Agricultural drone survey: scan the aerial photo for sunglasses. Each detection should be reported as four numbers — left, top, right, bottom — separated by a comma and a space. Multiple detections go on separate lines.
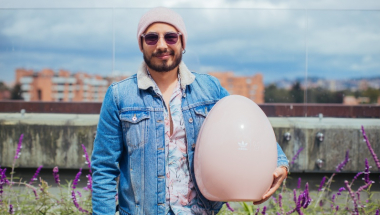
141, 32, 182, 46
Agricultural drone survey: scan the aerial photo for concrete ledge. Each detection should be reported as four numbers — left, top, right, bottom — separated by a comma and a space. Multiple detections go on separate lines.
0, 113, 379, 173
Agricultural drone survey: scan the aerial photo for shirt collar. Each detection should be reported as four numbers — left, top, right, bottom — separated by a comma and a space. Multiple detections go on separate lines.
137, 61, 195, 91
146, 68, 182, 96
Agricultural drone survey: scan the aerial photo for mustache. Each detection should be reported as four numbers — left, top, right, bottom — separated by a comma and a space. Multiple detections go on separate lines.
152, 50, 174, 57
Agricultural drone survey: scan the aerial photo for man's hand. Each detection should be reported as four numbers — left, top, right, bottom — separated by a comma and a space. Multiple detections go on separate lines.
253, 166, 288, 205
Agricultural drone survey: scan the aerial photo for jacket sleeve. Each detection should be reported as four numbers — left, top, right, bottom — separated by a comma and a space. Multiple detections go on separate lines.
91, 85, 123, 215
276, 143, 289, 170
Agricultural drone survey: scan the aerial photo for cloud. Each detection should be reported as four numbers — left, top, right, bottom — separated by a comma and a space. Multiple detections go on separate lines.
0, 2, 380, 84
1, 0, 379, 10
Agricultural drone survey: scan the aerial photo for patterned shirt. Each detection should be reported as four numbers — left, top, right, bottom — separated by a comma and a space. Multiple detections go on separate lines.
147, 71, 207, 215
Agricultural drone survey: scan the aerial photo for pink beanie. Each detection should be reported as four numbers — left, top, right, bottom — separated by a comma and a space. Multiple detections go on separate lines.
137, 7, 187, 52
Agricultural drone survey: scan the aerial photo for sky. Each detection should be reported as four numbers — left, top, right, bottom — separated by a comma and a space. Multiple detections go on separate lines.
0, 0, 380, 84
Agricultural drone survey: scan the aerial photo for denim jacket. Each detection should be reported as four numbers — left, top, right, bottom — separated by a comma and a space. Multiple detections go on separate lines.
91, 61, 289, 215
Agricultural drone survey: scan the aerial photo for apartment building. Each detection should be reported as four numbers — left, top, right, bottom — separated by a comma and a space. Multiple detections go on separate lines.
16, 68, 127, 102
208, 71, 264, 104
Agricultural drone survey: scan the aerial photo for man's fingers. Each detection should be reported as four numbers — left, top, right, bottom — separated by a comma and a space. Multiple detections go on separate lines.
253, 167, 288, 205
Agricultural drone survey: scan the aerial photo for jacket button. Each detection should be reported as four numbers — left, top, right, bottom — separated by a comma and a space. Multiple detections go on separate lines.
189, 118, 193, 123
192, 144, 195, 150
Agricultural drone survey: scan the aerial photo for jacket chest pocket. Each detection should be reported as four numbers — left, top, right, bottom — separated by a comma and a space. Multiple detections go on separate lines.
120, 110, 150, 149
193, 103, 215, 127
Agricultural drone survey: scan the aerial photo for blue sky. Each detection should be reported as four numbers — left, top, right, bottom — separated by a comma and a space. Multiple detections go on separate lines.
0, 0, 379, 84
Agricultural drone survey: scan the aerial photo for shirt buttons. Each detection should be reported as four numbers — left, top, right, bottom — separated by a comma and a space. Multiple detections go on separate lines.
192, 144, 196, 150
189, 118, 193, 123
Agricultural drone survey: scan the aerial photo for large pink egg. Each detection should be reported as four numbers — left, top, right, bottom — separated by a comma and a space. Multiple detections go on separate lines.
194, 95, 277, 202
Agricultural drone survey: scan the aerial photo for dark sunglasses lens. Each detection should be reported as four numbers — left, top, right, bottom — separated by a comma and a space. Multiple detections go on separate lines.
145, 34, 158, 45
165, 33, 179, 44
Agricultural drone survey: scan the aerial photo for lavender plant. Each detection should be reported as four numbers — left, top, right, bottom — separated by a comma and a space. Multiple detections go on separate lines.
218, 126, 379, 214
2, 127, 380, 215
0, 134, 93, 214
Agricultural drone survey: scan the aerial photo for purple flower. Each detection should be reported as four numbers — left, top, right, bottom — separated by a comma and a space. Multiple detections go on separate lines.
364, 159, 370, 184
297, 177, 301, 189
300, 183, 311, 209
319, 200, 323, 207
53, 166, 60, 185
9, 204, 13, 214
14, 134, 24, 160
226, 202, 234, 212
285, 189, 303, 215
72, 168, 82, 189
76, 191, 82, 198
71, 190, 88, 213
81, 144, 92, 173
291, 147, 304, 166
318, 176, 326, 192
29, 165, 43, 184
376, 209, 379, 215
255, 207, 260, 215
336, 205, 339, 211
278, 193, 283, 208
331, 194, 336, 203
345, 180, 358, 214
337, 187, 345, 195
86, 174, 92, 192
278, 193, 285, 215
356, 181, 373, 193
361, 125, 380, 171
261, 206, 266, 215
336, 150, 349, 172
351, 172, 363, 185
33, 188, 39, 200
272, 196, 277, 204
356, 192, 360, 201
296, 193, 304, 215
0, 168, 6, 200
286, 208, 296, 215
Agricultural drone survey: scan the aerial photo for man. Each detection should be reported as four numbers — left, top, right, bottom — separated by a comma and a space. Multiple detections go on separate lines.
91, 7, 289, 215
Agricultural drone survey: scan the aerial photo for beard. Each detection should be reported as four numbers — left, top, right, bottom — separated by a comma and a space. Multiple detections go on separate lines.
143, 48, 182, 72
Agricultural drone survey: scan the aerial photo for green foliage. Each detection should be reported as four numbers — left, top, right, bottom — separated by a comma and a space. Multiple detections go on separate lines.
10, 83, 23, 100
0, 81, 9, 91
265, 83, 380, 104
0, 178, 92, 214
2, 132, 379, 214
217, 181, 380, 214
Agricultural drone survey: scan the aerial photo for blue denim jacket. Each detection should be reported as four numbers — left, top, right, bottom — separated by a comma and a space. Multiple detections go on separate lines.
91, 62, 289, 215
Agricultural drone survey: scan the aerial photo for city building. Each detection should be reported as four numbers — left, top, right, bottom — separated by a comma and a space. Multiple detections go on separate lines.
15, 68, 127, 102
208, 71, 264, 103
343, 96, 371, 105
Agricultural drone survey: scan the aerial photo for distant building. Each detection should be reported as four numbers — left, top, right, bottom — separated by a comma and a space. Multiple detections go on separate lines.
208, 71, 264, 103
0, 82, 11, 100
0, 89, 10, 100
15, 68, 127, 102
343, 96, 371, 105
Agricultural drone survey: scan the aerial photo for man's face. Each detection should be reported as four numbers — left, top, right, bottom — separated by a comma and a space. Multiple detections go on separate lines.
142, 23, 183, 72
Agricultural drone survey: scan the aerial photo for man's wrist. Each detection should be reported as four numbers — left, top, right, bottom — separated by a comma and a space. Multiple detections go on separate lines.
279, 165, 289, 175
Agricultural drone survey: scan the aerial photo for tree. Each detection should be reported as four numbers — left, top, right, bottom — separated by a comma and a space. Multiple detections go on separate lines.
11, 83, 23, 100
264, 84, 292, 103
289, 82, 304, 103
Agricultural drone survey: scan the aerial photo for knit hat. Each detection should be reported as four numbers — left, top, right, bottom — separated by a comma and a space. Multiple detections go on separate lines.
137, 7, 187, 52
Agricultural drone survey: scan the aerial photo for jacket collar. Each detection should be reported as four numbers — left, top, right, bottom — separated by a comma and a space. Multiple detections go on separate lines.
137, 61, 195, 90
